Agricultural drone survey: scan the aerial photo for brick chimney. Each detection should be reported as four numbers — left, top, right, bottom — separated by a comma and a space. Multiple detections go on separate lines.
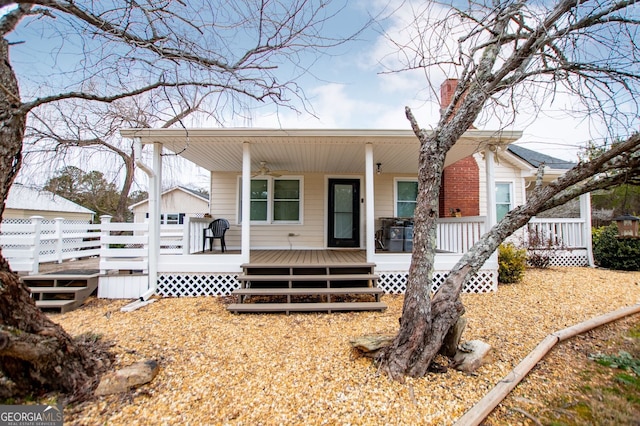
440, 78, 459, 117
439, 79, 480, 217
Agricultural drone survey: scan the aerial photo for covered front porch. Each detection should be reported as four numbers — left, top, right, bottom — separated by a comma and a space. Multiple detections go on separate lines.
119, 128, 519, 297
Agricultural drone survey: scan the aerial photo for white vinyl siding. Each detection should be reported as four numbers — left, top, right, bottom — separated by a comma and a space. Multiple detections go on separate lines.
476, 153, 524, 217
132, 188, 209, 224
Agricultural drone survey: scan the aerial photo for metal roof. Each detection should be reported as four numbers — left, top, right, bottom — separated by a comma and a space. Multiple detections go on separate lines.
6, 184, 95, 214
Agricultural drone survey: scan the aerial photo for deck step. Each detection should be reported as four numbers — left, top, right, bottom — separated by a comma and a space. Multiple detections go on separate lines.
241, 262, 375, 269
237, 274, 378, 282
28, 286, 87, 294
21, 272, 100, 281
35, 299, 77, 313
21, 270, 99, 313
227, 302, 387, 314
233, 287, 383, 296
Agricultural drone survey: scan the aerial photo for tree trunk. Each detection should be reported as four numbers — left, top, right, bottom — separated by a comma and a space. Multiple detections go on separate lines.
0, 269, 100, 399
0, 37, 101, 400
114, 148, 135, 222
378, 120, 468, 379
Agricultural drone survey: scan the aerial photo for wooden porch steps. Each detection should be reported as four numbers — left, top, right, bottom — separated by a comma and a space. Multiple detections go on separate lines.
233, 287, 384, 302
21, 270, 99, 313
229, 261, 387, 314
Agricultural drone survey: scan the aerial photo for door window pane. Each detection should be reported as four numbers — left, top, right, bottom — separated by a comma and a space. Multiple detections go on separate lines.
334, 184, 353, 238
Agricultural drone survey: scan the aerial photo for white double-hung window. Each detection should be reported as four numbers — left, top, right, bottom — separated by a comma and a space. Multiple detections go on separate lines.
240, 177, 302, 223
395, 179, 419, 217
495, 182, 513, 221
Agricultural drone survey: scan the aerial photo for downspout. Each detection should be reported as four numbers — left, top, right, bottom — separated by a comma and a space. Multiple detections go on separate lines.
580, 193, 595, 266
134, 137, 158, 301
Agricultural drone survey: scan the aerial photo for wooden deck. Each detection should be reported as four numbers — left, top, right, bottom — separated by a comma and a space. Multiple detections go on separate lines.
247, 250, 368, 266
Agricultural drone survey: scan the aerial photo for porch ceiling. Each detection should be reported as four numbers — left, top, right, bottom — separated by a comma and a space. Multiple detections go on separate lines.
120, 128, 522, 174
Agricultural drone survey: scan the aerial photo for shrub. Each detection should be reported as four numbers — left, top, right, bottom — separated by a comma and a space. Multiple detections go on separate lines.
498, 242, 527, 284
592, 224, 640, 271
525, 231, 554, 269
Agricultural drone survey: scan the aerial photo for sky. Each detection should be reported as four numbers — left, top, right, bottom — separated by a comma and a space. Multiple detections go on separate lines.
216, 0, 610, 163
7, 1, 637, 190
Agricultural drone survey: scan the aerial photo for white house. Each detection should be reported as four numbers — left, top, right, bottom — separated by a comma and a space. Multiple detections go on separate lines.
1, 128, 592, 312
129, 185, 209, 224
113, 123, 592, 310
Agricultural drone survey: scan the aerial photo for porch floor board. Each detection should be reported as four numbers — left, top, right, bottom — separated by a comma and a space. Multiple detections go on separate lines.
247, 250, 368, 266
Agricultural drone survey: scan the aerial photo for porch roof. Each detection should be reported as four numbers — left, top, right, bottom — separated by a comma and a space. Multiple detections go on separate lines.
120, 128, 522, 174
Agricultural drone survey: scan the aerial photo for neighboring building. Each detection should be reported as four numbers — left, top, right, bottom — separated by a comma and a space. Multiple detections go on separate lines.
4, 183, 95, 222
129, 186, 209, 224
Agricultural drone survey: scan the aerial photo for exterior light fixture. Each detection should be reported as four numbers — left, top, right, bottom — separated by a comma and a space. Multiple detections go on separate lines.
376, 163, 382, 175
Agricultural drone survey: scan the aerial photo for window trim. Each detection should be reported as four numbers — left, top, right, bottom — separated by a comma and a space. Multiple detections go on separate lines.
145, 212, 185, 224
237, 176, 304, 224
394, 178, 419, 218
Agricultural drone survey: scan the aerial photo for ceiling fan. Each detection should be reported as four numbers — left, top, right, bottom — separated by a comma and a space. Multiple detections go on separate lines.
252, 161, 287, 178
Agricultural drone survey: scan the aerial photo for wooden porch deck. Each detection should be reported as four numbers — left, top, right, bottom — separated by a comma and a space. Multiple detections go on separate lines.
247, 250, 368, 266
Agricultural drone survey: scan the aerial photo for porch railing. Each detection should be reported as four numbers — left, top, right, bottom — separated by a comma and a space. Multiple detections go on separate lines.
0, 217, 101, 274
526, 217, 587, 249
436, 216, 487, 253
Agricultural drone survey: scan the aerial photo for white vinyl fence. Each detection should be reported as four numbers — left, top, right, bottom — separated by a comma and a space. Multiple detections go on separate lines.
1, 215, 194, 275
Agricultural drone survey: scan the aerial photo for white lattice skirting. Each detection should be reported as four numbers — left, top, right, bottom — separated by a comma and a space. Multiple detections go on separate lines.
152, 270, 497, 297
157, 273, 240, 297
378, 270, 497, 294
527, 249, 590, 267
547, 254, 589, 267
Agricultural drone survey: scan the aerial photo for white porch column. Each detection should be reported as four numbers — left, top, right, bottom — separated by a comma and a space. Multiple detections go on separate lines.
365, 143, 375, 263
485, 148, 497, 227
241, 142, 251, 264
580, 192, 594, 266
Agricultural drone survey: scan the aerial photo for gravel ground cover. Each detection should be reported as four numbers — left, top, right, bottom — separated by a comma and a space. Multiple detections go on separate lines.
485, 314, 640, 425
51, 267, 640, 425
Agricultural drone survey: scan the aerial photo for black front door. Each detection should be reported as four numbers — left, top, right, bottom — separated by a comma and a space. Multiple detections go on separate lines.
328, 179, 360, 248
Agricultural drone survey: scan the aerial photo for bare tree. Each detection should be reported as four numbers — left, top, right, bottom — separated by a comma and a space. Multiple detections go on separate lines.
25, 88, 214, 222
0, 1, 365, 399
374, 0, 640, 379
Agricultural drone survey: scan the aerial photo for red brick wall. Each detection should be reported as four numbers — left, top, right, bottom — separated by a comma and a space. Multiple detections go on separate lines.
439, 156, 480, 217
438, 79, 480, 217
